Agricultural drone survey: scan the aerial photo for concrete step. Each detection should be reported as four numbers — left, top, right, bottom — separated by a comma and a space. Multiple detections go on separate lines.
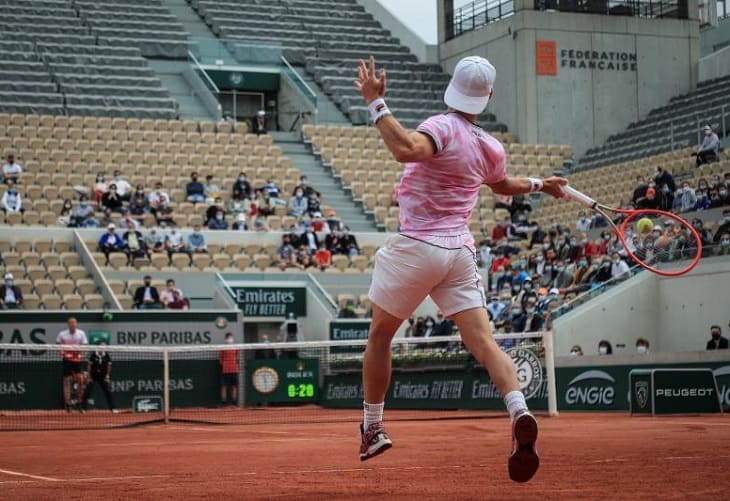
147, 59, 216, 121
161, 0, 217, 38
292, 66, 350, 125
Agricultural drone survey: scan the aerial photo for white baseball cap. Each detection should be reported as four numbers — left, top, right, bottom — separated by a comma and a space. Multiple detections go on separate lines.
444, 56, 496, 115
4, 273, 13, 280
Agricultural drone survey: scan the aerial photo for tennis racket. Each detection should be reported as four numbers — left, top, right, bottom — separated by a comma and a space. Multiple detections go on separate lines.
562, 186, 702, 277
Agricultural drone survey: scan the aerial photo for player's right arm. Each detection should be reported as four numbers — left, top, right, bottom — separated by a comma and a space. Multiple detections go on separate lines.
489, 177, 567, 199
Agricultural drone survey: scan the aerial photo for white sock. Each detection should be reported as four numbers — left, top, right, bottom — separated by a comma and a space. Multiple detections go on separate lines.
504, 390, 528, 421
363, 401, 384, 428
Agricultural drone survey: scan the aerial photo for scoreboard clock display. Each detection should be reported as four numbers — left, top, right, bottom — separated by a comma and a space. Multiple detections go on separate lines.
246, 359, 318, 405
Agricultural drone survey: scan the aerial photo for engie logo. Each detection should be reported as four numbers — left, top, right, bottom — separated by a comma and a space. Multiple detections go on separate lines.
712, 366, 730, 408
565, 370, 616, 407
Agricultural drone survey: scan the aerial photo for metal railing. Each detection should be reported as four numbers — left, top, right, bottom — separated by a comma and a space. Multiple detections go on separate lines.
447, 0, 515, 39
534, 0, 686, 18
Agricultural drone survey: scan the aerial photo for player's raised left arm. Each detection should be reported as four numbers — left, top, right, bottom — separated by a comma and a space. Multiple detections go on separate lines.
354, 56, 435, 163
489, 176, 568, 199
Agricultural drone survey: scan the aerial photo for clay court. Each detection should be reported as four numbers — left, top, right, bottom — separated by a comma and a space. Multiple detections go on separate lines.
1, 412, 728, 500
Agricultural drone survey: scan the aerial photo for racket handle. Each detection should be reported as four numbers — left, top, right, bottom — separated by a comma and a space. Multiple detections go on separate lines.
563, 185, 597, 209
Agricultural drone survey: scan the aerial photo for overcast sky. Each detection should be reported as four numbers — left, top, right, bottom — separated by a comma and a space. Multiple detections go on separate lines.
376, 0, 474, 44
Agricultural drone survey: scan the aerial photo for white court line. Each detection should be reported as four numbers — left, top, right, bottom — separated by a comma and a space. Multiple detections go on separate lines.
70, 474, 172, 483
0, 468, 60, 482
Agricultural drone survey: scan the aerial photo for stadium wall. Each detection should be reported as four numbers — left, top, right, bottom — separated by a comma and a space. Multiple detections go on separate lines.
437, 4, 700, 157
700, 15, 730, 57
553, 257, 730, 356
699, 44, 730, 81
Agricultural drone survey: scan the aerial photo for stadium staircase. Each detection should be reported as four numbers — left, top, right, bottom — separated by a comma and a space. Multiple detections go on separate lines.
578, 74, 730, 170
269, 132, 377, 232
186, 0, 509, 132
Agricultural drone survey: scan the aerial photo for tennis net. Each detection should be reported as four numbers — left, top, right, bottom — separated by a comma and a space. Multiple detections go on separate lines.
0, 332, 557, 431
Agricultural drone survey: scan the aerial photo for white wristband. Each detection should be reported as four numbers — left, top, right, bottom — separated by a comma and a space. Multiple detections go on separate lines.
528, 177, 544, 193
368, 98, 391, 124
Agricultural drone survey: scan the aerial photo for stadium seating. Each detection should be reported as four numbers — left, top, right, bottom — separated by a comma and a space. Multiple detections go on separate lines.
0, 0, 186, 119
579, 74, 730, 169
188, 0, 508, 131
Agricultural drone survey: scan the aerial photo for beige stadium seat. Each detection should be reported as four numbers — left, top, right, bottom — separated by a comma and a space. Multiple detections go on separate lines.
40, 211, 56, 226
63, 294, 84, 310
337, 293, 356, 309
21, 252, 41, 267
34, 239, 53, 254
23, 293, 41, 310
192, 253, 211, 270
233, 254, 251, 269
213, 253, 232, 269
332, 255, 349, 272
106, 280, 125, 296
351, 255, 369, 273
67, 265, 88, 281
55, 279, 75, 296
84, 294, 105, 310
252, 254, 270, 271
14, 240, 32, 253
150, 253, 169, 269
108, 253, 127, 269
2, 251, 20, 266
34, 278, 55, 296
171, 253, 191, 270
6, 212, 22, 226
26, 265, 47, 281
90, 252, 106, 267
118, 295, 134, 310
14, 278, 32, 296
74, 279, 96, 296
384, 218, 399, 232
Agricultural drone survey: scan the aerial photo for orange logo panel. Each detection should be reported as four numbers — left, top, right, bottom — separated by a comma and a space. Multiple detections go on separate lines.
536, 40, 557, 76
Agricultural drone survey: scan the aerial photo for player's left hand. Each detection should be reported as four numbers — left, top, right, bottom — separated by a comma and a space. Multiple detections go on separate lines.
542, 176, 569, 199
354, 55, 386, 104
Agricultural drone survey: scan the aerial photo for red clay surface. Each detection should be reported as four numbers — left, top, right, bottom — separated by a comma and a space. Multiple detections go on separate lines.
1, 413, 729, 500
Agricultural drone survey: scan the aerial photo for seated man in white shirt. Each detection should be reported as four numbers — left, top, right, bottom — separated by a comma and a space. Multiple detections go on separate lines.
2, 153, 23, 184
1, 180, 23, 214
610, 251, 630, 280
147, 182, 170, 215
112, 170, 132, 201
165, 226, 192, 264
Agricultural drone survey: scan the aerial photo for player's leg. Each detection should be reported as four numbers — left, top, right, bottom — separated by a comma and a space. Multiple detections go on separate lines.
220, 380, 227, 404
73, 370, 86, 413
62, 374, 72, 411
431, 248, 539, 483
230, 380, 238, 403
81, 378, 95, 410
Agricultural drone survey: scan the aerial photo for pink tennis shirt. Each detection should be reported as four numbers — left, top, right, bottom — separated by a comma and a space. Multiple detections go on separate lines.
396, 113, 507, 251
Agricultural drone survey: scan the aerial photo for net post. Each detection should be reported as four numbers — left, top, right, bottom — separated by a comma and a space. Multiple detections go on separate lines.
163, 347, 170, 424
543, 330, 559, 417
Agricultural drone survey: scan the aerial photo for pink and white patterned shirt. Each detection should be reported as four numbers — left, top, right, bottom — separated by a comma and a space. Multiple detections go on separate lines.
396, 113, 507, 251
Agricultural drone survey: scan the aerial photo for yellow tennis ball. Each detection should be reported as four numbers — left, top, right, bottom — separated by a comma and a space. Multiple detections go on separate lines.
636, 217, 654, 235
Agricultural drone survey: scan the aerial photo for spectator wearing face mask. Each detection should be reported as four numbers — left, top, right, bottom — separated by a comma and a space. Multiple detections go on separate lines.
673, 183, 697, 213
528, 224, 547, 251
123, 223, 149, 265
70, 196, 98, 228
486, 295, 505, 320
101, 183, 123, 212
186, 172, 205, 203
569, 345, 583, 357
631, 176, 648, 208
609, 252, 630, 280
422, 316, 437, 337
714, 209, 730, 244
598, 340, 613, 355
578, 232, 597, 261
695, 125, 719, 166
511, 298, 543, 334
1, 180, 23, 214
657, 183, 674, 212
654, 166, 676, 193
161, 279, 188, 310
208, 210, 228, 230
148, 182, 170, 215
717, 233, 730, 256
93, 172, 107, 205
642, 187, 659, 210
707, 325, 729, 350
188, 224, 208, 253
229, 190, 250, 219
635, 338, 650, 354
2, 153, 23, 184
204, 175, 221, 205
571, 256, 596, 288
595, 256, 613, 283
339, 227, 360, 259
98, 223, 125, 264
575, 211, 591, 233
165, 227, 191, 264
288, 187, 308, 218
233, 172, 252, 200
263, 178, 285, 206
551, 260, 573, 289
145, 227, 165, 254
111, 170, 132, 201
0, 273, 23, 309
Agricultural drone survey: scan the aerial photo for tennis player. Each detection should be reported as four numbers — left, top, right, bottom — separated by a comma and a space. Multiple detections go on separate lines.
56, 317, 88, 413
354, 56, 567, 482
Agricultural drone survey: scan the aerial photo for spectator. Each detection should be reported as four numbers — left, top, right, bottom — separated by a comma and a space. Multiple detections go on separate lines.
435, 311, 455, 336
98, 223, 124, 264
674, 182, 697, 213
129, 184, 147, 209
208, 209, 228, 230
252, 110, 267, 135
657, 184, 673, 212
70, 196, 98, 228
92, 173, 107, 205
165, 227, 191, 264
81, 340, 116, 412
631, 175, 648, 208
112, 170, 132, 201
98, 207, 115, 228
101, 184, 123, 212
635, 337, 650, 354
578, 232, 597, 261
695, 125, 719, 166
1, 180, 23, 214
491, 218, 508, 242
133, 275, 162, 310
148, 182, 170, 215
338, 299, 358, 318
277, 234, 297, 270
326, 210, 343, 232
263, 178, 285, 206
610, 252, 630, 280
205, 197, 226, 224
232, 213, 248, 231
252, 214, 270, 232
595, 256, 613, 283
145, 227, 166, 254
0, 273, 23, 309
56, 317, 88, 413
288, 186, 308, 217
642, 187, 658, 210
314, 243, 332, 271
229, 190, 249, 219
119, 210, 140, 231
706, 325, 729, 350
575, 211, 591, 233
713, 209, 730, 243
161, 279, 188, 310
186, 172, 205, 203
204, 175, 221, 203
339, 226, 360, 259
253, 188, 273, 217
486, 295, 505, 321
307, 191, 322, 218
569, 345, 583, 356
155, 202, 175, 228
58, 198, 73, 227
695, 178, 711, 210
654, 166, 676, 194
717, 233, 730, 256
233, 172, 252, 200
188, 224, 208, 253
219, 332, 239, 405
598, 340, 613, 355
494, 193, 512, 211
129, 198, 148, 224
2, 153, 23, 184
551, 261, 573, 289
299, 221, 319, 252
123, 224, 149, 265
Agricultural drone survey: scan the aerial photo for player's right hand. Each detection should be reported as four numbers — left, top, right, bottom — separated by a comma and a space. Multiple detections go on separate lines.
542, 176, 569, 199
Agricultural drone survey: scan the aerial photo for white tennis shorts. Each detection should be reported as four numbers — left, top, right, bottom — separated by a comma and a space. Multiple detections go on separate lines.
368, 234, 486, 320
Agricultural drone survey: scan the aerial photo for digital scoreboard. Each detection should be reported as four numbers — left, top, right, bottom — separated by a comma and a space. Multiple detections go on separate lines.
246, 359, 318, 405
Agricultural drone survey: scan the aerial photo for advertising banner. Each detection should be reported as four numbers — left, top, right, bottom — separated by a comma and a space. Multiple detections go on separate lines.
229, 286, 306, 317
